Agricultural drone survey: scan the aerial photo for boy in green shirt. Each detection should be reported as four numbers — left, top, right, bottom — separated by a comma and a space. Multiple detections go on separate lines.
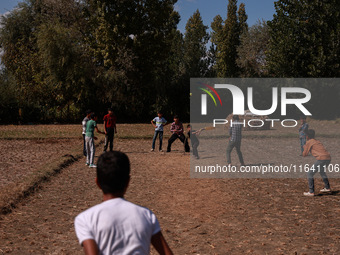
86, 113, 104, 168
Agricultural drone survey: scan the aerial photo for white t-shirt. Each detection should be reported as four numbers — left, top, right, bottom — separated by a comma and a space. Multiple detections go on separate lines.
74, 198, 161, 255
152, 117, 167, 131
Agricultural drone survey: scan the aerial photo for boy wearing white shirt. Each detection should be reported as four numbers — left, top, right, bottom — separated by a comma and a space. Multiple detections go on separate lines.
151, 111, 168, 152
74, 151, 173, 255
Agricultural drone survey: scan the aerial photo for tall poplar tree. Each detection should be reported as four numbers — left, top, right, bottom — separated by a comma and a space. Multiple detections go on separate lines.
267, 0, 340, 77
211, 0, 248, 77
183, 10, 209, 78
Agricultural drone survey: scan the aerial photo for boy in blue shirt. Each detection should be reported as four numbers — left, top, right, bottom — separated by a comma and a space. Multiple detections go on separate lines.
151, 111, 168, 152
299, 116, 309, 156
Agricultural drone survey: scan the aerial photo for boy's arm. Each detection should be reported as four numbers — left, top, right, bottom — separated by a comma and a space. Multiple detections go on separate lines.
151, 231, 173, 255
151, 120, 157, 128
170, 123, 175, 133
95, 126, 104, 135
176, 123, 183, 134
103, 120, 107, 134
302, 142, 311, 157
82, 239, 99, 255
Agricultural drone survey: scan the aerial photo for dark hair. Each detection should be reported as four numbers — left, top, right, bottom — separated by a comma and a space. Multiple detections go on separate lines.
86, 109, 92, 115
300, 116, 307, 120
97, 151, 130, 194
90, 113, 97, 119
306, 129, 315, 139
174, 115, 179, 119
232, 115, 239, 121
187, 124, 191, 128
157, 111, 163, 115
108, 108, 113, 112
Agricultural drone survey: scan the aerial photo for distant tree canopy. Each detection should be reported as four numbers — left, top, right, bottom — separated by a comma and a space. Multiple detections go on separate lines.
267, 0, 340, 77
0, 0, 339, 124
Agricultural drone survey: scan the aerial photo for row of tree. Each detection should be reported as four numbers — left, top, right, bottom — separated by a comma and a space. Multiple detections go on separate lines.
0, 0, 339, 123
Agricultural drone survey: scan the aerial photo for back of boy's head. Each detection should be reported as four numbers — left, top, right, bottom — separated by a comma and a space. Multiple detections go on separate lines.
86, 109, 92, 115
306, 129, 315, 139
90, 113, 97, 119
300, 116, 307, 120
232, 115, 239, 121
97, 151, 130, 194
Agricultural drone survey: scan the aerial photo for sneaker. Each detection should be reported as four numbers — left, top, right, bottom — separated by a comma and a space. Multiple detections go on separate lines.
89, 164, 97, 168
159, 149, 163, 152
151, 149, 154, 152
85, 163, 89, 166
303, 192, 315, 196
320, 188, 331, 192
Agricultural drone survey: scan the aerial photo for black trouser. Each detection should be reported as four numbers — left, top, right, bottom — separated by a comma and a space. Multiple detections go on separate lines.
104, 128, 115, 151
226, 140, 244, 165
192, 140, 199, 157
83, 134, 87, 156
167, 133, 190, 152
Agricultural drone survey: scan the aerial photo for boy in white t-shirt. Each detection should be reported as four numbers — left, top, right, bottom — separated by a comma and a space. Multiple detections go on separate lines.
151, 111, 168, 152
74, 151, 173, 255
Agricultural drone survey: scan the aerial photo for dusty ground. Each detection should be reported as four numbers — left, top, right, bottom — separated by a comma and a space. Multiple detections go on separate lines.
0, 123, 340, 254
0, 139, 82, 188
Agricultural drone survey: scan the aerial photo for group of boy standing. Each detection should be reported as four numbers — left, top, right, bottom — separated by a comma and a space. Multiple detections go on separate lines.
150, 111, 190, 153
75, 110, 333, 255
82, 108, 117, 168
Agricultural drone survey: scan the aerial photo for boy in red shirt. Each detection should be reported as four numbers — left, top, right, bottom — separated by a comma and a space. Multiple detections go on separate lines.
103, 108, 117, 152
302, 129, 331, 196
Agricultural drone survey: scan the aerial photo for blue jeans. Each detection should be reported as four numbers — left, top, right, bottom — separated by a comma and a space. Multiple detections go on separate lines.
300, 137, 306, 153
307, 160, 331, 193
152, 131, 163, 150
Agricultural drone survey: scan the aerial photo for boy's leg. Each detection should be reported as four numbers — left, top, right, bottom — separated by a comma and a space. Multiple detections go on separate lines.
167, 134, 178, 152
300, 137, 306, 153
152, 131, 158, 150
89, 137, 95, 165
85, 137, 90, 164
178, 134, 190, 152
83, 134, 87, 156
159, 131, 163, 151
319, 160, 331, 190
226, 141, 235, 164
307, 161, 320, 193
104, 131, 109, 152
235, 141, 245, 165
109, 129, 114, 151
193, 141, 199, 157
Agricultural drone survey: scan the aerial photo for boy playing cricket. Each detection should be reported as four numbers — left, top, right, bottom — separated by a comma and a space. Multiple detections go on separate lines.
227, 115, 245, 166
166, 115, 190, 153
85, 113, 104, 168
82, 109, 92, 157
299, 116, 309, 155
103, 108, 117, 152
302, 129, 331, 196
187, 125, 201, 159
75, 151, 173, 255
151, 111, 168, 152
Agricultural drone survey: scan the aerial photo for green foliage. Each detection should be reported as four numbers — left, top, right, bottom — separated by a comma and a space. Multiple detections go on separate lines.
211, 0, 248, 77
1, 0, 339, 123
237, 20, 270, 77
183, 10, 209, 78
267, 0, 340, 77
